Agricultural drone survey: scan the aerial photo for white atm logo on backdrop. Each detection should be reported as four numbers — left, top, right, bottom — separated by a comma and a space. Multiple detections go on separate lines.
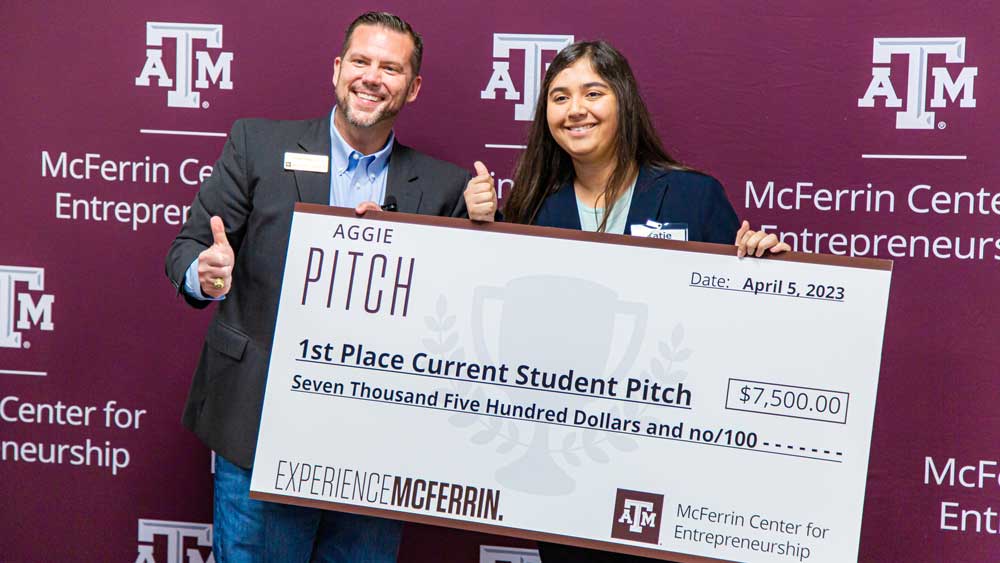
135, 519, 214, 563
858, 37, 977, 129
135, 22, 233, 109
0, 266, 54, 349
481, 34, 574, 121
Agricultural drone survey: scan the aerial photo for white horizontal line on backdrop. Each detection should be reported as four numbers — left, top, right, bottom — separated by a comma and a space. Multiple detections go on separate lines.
861, 154, 967, 160
485, 143, 527, 149
140, 129, 227, 137
1, 369, 47, 377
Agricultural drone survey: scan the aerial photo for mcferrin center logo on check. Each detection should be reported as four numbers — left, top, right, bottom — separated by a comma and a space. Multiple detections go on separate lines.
612, 488, 665, 544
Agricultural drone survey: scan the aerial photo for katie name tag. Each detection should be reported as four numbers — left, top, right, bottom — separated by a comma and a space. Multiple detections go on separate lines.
630, 220, 688, 240
283, 152, 329, 173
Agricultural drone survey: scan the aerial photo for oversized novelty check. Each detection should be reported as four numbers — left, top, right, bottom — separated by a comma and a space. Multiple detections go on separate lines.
250, 204, 892, 563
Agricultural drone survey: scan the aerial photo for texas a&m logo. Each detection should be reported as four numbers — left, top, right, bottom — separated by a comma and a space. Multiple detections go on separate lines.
481, 34, 574, 121
858, 37, 977, 130
135, 22, 233, 109
610, 488, 664, 544
0, 266, 54, 350
135, 519, 214, 563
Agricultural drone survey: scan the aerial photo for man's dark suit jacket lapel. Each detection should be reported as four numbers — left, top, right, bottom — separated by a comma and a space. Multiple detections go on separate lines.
542, 166, 672, 232
292, 116, 332, 205
293, 115, 423, 212
385, 142, 423, 213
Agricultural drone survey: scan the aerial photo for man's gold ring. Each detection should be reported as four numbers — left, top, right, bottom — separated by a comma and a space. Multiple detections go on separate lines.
212, 278, 225, 290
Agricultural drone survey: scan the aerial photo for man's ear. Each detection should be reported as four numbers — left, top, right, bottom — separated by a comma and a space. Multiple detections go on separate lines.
406, 75, 422, 103
332, 57, 342, 87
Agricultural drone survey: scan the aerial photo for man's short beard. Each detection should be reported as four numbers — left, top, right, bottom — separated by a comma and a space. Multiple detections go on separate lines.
334, 79, 413, 129
336, 95, 397, 129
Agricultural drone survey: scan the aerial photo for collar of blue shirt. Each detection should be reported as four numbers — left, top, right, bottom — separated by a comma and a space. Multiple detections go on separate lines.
329, 106, 394, 178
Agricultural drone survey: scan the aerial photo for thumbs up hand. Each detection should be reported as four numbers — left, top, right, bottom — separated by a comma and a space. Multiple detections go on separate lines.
198, 216, 235, 297
464, 161, 498, 222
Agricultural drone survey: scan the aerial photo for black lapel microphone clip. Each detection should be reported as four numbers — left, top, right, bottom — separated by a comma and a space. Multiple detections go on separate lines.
383, 194, 399, 212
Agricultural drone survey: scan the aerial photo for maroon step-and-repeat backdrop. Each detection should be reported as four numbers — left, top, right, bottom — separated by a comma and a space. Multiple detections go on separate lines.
2, 2, 997, 561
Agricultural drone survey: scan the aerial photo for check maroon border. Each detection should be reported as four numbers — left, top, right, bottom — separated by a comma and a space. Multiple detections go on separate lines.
250, 491, 734, 563
257, 203, 877, 560
294, 203, 893, 271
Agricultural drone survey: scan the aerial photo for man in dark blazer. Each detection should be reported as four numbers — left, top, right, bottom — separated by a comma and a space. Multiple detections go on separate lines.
165, 12, 468, 563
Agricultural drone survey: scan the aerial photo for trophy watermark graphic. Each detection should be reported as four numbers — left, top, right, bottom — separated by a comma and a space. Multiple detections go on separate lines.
424, 277, 694, 496
468, 276, 647, 494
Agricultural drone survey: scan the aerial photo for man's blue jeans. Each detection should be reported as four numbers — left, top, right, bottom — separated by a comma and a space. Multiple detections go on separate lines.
213, 455, 402, 562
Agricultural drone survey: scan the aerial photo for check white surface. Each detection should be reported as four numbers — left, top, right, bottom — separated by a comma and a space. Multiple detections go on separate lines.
251, 207, 892, 563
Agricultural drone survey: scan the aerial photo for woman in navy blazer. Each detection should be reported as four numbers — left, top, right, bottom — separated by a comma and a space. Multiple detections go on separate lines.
464, 41, 788, 563
530, 165, 741, 244
465, 40, 787, 256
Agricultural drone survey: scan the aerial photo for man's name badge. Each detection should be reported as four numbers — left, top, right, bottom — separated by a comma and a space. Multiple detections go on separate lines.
283, 152, 329, 173
630, 220, 689, 241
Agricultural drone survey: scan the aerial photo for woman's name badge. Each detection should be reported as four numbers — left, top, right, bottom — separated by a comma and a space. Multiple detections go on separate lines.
630, 220, 688, 240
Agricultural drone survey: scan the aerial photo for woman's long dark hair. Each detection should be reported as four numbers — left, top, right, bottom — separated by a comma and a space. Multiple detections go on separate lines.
503, 41, 685, 230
